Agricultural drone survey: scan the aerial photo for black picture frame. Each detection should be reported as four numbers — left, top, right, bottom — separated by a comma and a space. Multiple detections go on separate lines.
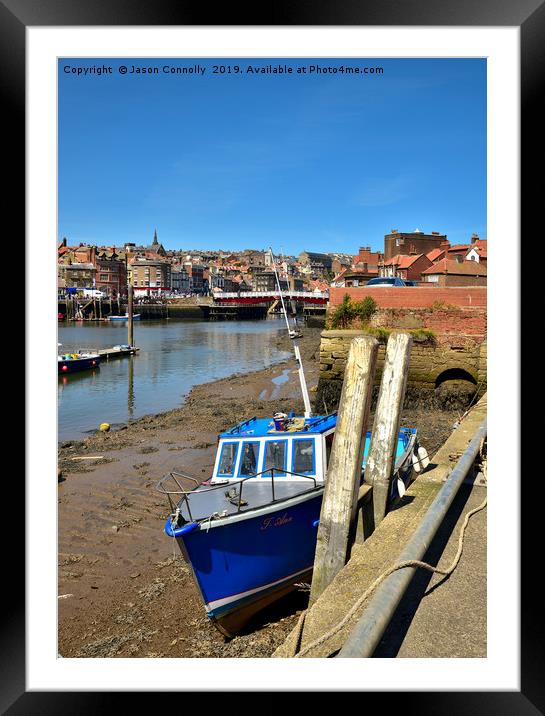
10, 0, 537, 709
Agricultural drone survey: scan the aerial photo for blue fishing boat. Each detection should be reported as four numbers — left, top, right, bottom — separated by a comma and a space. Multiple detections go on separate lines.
156, 248, 423, 636
107, 313, 141, 321
58, 350, 101, 374
157, 415, 419, 636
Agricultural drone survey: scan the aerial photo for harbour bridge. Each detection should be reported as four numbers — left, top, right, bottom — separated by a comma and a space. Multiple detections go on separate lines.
212, 290, 328, 306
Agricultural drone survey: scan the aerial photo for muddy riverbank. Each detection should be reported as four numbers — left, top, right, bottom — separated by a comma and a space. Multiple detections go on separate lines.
58, 328, 460, 658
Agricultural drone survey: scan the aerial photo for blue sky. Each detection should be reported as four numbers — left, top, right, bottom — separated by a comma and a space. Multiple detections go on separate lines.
58, 58, 486, 255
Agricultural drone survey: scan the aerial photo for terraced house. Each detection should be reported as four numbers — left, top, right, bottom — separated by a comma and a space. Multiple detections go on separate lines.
129, 256, 171, 296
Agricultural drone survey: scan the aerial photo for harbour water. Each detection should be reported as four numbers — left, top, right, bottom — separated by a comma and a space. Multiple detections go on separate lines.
58, 318, 291, 442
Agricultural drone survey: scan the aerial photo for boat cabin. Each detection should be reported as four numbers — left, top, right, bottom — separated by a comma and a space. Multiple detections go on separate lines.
210, 414, 338, 485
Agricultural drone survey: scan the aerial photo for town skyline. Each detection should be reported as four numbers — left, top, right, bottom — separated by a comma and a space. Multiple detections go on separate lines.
58, 57, 486, 254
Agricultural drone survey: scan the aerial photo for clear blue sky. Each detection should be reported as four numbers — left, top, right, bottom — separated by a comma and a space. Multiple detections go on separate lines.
58, 58, 486, 254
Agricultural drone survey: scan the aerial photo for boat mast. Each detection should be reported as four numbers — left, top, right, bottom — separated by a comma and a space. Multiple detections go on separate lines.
269, 247, 312, 418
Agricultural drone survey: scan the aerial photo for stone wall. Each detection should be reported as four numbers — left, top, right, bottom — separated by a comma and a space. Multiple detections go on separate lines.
316, 329, 486, 412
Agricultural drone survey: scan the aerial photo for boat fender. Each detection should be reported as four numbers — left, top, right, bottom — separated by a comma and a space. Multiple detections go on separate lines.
418, 446, 430, 469
412, 451, 421, 473
397, 477, 406, 498
164, 519, 199, 538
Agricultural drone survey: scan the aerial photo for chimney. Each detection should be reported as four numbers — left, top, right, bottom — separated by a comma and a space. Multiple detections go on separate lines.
471, 233, 479, 244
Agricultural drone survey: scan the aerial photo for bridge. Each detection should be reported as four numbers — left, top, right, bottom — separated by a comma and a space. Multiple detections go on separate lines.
212, 290, 329, 306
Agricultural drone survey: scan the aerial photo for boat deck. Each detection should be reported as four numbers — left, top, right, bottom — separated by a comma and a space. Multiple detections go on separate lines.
159, 475, 322, 524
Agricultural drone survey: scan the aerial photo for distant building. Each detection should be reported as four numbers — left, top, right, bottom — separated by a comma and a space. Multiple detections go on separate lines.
380, 253, 433, 282
333, 267, 377, 288
96, 249, 127, 297
57, 262, 96, 290
384, 229, 447, 262
421, 258, 487, 286
130, 256, 171, 295
170, 266, 190, 293
448, 234, 487, 265
352, 246, 383, 271
252, 270, 287, 292
298, 251, 333, 272
185, 263, 205, 293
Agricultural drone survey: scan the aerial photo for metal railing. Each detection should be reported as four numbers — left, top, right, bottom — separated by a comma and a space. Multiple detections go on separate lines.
156, 467, 319, 523
336, 418, 487, 658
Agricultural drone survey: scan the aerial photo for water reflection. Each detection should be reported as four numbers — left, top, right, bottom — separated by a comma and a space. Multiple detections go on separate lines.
127, 354, 135, 418
58, 318, 289, 442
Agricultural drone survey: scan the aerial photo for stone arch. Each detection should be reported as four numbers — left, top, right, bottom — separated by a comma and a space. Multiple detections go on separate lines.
434, 368, 477, 389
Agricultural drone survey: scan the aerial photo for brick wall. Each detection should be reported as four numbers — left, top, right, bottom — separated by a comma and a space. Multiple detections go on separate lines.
370, 307, 486, 339
329, 286, 486, 309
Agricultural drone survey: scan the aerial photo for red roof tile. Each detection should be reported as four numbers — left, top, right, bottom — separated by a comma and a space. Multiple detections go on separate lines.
384, 253, 424, 268
421, 259, 487, 276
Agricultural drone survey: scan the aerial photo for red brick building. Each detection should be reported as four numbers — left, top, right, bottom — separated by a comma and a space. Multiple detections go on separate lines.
421, 258, 487, 286
384, 229, 447, 261
96, 249, 127, 297
380, 253, 433, 282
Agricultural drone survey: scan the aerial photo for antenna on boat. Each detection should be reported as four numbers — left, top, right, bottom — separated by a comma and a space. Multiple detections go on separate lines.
269, 247, 312, 418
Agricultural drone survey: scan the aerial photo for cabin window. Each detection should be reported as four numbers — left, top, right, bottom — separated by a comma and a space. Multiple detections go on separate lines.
238, 441, 260, 477
217, 442, 239, 476
292, 438, 315, 475
263, 440, 287, 476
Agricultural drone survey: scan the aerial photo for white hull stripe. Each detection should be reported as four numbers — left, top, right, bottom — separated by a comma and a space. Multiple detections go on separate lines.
204, 565, 312, 612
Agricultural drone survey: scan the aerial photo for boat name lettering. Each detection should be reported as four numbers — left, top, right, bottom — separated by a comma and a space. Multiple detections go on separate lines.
261, 513, 293, 530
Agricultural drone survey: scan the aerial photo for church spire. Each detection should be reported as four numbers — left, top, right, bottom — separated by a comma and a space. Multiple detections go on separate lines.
153, 229, 158, 245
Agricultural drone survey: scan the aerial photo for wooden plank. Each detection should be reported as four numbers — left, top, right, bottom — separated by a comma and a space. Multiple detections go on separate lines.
309, 335, 378, 606
365, 332, 412, 533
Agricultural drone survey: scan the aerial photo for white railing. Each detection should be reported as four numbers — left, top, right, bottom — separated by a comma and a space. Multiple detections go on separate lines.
214, 290, 329, 299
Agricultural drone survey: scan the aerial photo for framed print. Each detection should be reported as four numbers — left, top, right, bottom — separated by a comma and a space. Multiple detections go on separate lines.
7, 0, 540, 708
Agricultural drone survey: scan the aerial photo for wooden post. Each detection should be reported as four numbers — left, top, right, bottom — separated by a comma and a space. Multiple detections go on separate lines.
309, 335, 378, 605
127, 284, 134, 347
364, 332, 412, 535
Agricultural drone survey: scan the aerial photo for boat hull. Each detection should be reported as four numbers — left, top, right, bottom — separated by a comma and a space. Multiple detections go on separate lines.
172, 491, 323, 637
58, 356, 101, 374
107, 314, 141, 321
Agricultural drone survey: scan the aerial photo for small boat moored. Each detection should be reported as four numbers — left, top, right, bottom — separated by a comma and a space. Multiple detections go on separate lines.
107, 314, 141, 321
58, 351, 101, 374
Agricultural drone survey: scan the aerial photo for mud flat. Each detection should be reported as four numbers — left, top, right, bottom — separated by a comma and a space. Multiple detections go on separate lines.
58, 328, 460, 658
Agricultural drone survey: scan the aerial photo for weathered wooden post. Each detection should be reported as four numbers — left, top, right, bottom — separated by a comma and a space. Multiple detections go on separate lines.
127, 284, 134, 347
362, 332, 412, 536
309, 335, 379, 605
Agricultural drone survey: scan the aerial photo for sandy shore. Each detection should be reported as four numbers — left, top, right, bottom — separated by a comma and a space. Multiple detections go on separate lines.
58, 327, 458, 658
